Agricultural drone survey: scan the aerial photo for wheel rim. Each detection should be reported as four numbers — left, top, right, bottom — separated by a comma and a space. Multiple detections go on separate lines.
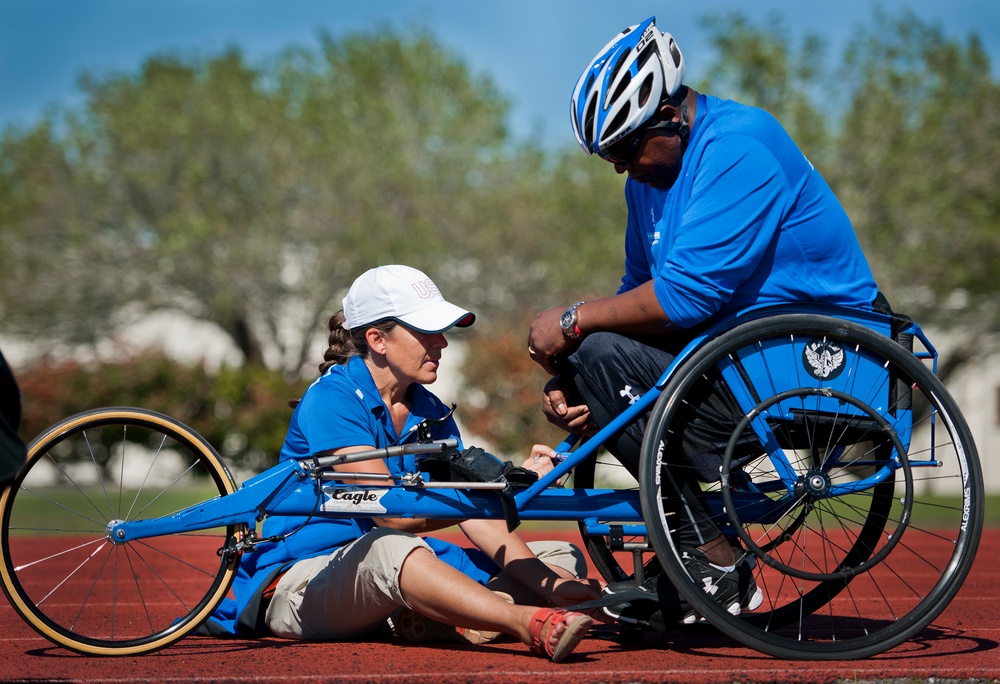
0, 408, 242, 655
640, 314, 983, 659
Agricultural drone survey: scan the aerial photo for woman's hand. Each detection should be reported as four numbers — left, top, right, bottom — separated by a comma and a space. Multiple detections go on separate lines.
520, 444, 558, 476
547, 577, 603, 607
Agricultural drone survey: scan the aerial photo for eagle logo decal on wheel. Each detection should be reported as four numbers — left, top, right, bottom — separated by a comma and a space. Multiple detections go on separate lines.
803, 339, 846, 380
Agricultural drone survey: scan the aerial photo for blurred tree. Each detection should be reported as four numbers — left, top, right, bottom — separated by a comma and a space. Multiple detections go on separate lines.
17, 350, 309, 471
698, 9, 1000, 378
4, 11, 996, 458
0, 29, 514, 374
0, 119, 137, 347
830, 9, 1000, 375
697, 11, 831, 165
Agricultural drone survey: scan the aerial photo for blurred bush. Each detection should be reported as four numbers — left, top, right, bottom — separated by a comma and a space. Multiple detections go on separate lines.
18, 351, 310, 473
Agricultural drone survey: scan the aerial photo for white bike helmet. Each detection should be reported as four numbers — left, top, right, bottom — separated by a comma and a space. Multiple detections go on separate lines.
571, 16, 686, 156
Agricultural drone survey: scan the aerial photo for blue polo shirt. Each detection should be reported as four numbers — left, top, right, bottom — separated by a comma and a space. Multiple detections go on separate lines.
204, 355, 495, 636
620, 94, 878, 327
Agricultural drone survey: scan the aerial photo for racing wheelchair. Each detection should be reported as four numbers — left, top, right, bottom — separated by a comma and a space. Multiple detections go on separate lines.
0, 304, 983, 660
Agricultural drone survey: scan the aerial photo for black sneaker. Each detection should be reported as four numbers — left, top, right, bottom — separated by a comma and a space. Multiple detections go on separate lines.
678, 546, 763, 624
600, 574, 682, 633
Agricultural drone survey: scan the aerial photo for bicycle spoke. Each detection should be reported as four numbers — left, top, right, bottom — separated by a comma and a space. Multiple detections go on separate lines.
2, 409, 241, 654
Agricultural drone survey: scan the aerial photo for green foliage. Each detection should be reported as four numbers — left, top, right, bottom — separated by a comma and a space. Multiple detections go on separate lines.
0, 119, 127, 345
0, 29, 517, 372
700, 9, 1000, 376
830, 9, 1000, 366
697, 11, 831, 164
17, 353, 309, 472
458, 316, 565, 455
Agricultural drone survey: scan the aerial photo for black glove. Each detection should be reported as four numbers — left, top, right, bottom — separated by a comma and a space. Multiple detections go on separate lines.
420, 446, 538, 487
419, 446, 538, 533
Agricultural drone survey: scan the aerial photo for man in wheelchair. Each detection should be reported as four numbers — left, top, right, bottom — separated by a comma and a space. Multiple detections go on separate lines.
527, 17, 882, 625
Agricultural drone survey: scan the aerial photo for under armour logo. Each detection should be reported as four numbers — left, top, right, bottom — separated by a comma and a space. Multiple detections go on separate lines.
620, 385, 641, 405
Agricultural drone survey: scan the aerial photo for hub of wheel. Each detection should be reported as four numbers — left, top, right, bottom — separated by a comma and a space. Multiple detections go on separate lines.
796, 470, 832, 499
106, 520, 127, 543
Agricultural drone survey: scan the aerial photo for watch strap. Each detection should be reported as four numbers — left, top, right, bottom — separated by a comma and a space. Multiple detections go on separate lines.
561, 301, 586, 341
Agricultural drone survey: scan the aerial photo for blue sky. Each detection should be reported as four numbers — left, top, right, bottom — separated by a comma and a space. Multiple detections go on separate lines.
1, 0, 997, 148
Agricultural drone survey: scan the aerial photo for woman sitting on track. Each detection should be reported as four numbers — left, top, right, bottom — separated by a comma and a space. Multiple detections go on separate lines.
202, 265, 599, 662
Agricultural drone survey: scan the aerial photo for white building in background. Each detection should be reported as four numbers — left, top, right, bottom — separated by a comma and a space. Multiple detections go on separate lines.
934, 346, 999, 494
1, 311, 245, 373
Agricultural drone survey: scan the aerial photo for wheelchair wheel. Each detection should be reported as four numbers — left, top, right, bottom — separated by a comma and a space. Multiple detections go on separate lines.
639, 314, 983, 660
0, 407, 243, 655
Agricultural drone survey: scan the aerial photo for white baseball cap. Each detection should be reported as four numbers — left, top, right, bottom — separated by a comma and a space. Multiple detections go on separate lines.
342, 265, 476, 334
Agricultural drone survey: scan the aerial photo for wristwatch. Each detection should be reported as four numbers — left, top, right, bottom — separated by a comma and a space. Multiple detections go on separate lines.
560, 301, 586, 341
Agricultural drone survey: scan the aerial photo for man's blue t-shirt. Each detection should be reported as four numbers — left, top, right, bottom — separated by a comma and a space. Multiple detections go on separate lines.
620, 94, 878, 327
204, 355, 496, 636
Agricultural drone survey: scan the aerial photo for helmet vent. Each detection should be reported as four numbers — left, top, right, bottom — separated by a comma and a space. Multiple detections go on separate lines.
610, 70, 632, 106
638, 73, 654, 108
609, 49, 630, 87
607, 105, 631, 138
584, 97, 598, 142
637, 42, 655, 69
668, 39, 682, 68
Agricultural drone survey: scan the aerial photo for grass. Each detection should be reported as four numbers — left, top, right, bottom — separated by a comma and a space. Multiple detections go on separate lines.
4, 484, 226, 535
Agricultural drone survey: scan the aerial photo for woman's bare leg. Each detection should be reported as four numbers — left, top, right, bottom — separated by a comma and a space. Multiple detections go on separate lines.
398, 547, 574, 648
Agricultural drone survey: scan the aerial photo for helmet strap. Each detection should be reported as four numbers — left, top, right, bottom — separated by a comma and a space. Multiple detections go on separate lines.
652, 86, 691, 150
667, 86, 691, 146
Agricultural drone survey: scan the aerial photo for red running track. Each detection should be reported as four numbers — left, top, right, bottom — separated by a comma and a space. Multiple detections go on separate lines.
2, 528, 998, 683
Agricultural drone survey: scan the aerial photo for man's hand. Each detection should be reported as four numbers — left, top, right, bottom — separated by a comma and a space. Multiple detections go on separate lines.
542, 377, 596, 435
527, 306, 575, 375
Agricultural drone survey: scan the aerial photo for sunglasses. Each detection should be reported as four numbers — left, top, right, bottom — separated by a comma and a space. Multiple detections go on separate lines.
598, 117, 682, 165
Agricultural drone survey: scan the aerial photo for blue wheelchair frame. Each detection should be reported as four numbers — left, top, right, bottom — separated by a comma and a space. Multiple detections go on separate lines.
108, 303, 939, 550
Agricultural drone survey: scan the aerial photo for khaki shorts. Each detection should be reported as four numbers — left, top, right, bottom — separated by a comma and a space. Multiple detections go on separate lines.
264, 527, 585, 640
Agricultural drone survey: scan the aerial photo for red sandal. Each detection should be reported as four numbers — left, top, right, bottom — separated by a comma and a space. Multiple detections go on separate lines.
528, 608, 593, 662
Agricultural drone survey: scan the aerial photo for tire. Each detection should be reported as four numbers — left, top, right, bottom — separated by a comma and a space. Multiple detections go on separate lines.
0, 407, 243, 655
639, 314, 983, 659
